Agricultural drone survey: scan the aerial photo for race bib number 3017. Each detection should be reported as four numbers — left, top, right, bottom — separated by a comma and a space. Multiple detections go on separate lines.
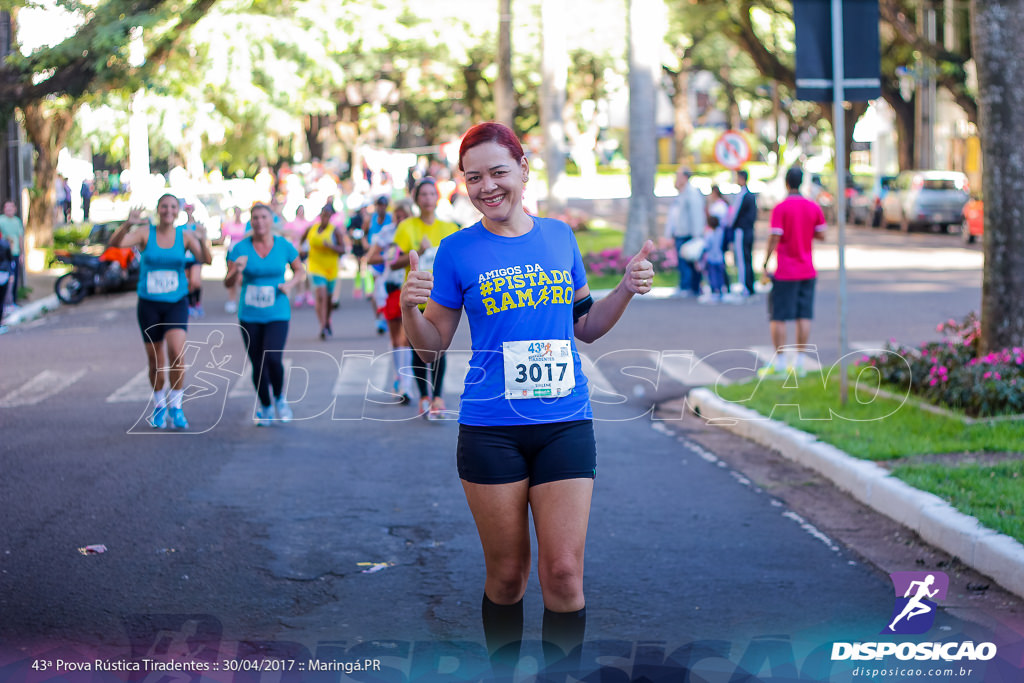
502, 339, 575, 399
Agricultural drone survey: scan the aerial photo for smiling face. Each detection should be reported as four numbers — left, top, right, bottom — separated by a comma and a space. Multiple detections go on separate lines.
460, 141, 528, 224
3, 201, 15, 217
156, 195, 180, 227
250, 206, 274, 237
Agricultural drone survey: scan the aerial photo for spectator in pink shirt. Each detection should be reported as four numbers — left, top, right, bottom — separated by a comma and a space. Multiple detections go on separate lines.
759, 166, 827, 377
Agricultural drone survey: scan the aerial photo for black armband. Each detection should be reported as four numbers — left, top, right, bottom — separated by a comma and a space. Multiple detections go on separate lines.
572, 295, 594, 323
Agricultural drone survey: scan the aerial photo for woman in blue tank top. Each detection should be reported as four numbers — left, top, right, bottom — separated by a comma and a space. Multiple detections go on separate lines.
109, 193, 211, 430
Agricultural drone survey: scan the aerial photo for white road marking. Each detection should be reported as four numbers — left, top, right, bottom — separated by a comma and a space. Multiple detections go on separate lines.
657, 351, 730, 387
0, 368, 88, 408
105, 369, 152, 403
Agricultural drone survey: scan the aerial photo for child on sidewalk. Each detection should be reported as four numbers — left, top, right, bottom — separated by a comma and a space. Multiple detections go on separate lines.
699, 215, 727, 304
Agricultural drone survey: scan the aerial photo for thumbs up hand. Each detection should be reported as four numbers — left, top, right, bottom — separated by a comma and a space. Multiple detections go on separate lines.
624, 240, 656, 295
401, 249, 434, 308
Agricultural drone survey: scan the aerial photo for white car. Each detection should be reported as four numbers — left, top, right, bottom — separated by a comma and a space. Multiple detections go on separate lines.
879, 170, 969, 233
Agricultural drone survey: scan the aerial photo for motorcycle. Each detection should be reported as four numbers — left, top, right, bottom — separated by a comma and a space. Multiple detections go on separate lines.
53, 223, 140, 304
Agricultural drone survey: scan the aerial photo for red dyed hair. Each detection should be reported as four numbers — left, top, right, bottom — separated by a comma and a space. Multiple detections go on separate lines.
458, 122, 525, 171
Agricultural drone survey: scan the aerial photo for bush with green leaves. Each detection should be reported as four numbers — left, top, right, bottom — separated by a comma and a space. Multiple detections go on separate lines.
858, 313, 1024, 418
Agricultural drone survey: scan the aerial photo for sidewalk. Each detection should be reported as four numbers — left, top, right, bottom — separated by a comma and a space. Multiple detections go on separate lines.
687, 387, 1024, 602
2, 268, 59, 328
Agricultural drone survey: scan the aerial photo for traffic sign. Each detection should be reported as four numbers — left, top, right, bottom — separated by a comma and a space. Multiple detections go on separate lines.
794, 0, 880, 102
714, 131, 751, 170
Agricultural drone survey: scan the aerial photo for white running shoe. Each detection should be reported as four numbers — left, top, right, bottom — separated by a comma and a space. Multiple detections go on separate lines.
275, 397, 293, 423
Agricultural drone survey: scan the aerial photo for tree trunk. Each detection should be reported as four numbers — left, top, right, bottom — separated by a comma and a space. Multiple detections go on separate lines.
20, 101, 77, 248
541, 0, 567, 215
304, 114, 329, 161
883, 87, 916, 173
625, 0, 660, 254
971, 0, 1024, 352
495, 0, 515, 129
672, 66, 693, 165
823, 102, 869, 174
462, 64, 485, 122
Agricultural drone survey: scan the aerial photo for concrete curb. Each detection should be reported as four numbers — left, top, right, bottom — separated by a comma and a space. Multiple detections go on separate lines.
3, 294, 60, 327
688, 387, 1024, 601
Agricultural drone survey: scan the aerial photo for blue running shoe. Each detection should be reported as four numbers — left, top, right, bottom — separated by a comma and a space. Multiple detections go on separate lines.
168, 406, 189, 429
255, 405, 273, 427
274, 397, 293, 423
149, 404, 168, 429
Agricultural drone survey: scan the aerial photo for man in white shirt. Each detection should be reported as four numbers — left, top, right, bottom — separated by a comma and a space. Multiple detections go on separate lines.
663, 168, 706, 296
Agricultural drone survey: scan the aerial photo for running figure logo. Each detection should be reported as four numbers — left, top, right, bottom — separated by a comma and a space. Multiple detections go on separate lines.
883, 571, 949, 634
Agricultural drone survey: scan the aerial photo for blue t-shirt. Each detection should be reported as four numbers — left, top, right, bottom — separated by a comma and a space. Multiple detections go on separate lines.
228, 235, 299, 323
138, 224, 189, 302
431, 216, 591, 426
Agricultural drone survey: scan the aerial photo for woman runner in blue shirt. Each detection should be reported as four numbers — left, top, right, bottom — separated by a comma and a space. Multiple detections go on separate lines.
224, 203, 305, 426
401, 122, 655, 677
109, 194, 211, 429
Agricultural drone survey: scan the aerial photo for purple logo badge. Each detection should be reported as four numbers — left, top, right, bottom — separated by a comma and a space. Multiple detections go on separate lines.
882, 571, 949, 634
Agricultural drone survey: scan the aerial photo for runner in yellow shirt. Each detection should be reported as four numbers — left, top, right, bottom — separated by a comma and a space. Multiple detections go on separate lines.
305, 203, 348, 339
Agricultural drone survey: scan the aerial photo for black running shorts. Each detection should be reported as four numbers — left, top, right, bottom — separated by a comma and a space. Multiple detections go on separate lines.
457, 419, 597, 486
137, 296, 189, 343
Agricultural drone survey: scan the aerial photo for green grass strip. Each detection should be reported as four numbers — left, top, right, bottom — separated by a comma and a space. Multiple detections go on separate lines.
712, 374, 1024, 544
892, 461, 1024, 544
712, 372, 1024, 461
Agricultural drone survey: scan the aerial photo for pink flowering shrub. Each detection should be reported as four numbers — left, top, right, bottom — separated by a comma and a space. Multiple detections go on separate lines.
857, 312, 1024, 417
583, 245, 676, 278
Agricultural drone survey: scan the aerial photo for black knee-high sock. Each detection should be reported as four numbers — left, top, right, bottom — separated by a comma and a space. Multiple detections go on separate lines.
482, 594, 523, 677
542, 606, 586, 674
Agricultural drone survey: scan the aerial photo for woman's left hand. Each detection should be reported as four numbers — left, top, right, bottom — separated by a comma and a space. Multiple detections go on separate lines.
623, 240, 656, 295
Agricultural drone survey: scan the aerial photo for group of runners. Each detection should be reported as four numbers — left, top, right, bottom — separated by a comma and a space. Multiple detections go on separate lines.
116, 122, 655, 677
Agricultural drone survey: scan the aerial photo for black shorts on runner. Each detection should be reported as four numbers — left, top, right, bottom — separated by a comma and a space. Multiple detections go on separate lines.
457, 419, 597, 486
768, 278, 815, 322
137, 296, 189, 343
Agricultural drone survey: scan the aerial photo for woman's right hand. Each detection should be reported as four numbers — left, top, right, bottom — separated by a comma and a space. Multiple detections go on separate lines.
126, 206, 144, 226
401, 250, 433, 308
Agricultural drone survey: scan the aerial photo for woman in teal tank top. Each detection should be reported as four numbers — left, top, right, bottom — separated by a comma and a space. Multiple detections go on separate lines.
110, 194, 211, 430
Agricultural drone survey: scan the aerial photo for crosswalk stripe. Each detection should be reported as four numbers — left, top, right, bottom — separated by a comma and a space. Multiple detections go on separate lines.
578, 353, 616, 396
331, 351, 392, 396
56, 344, 903, 409
99, 351, 623, 406
750, 342, 885, 371
0, 369, 88, 408
105, 369, 152, 403
657, 351, 731, 387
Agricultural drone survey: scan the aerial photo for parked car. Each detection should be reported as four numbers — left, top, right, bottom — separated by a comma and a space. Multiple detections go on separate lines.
849, 174, 896, 227
880, 170, 969, 233
961, 196, 983, 244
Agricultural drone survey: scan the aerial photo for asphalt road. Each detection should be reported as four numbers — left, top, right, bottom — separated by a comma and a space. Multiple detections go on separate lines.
1, 223, 1021, 682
